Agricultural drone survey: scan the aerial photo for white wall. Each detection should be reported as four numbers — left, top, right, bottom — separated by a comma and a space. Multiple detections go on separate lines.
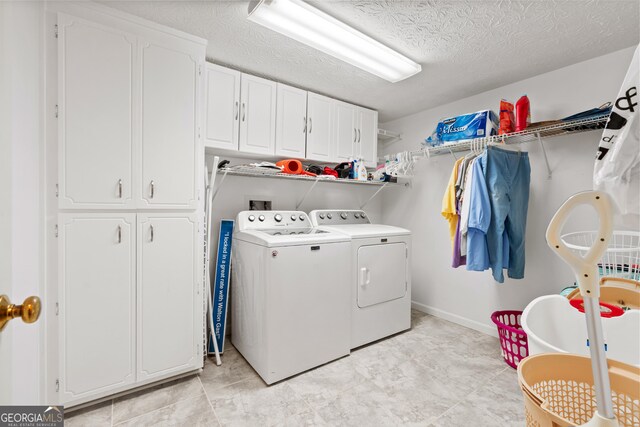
379, 46, 637, 335
0, 1, 45, 404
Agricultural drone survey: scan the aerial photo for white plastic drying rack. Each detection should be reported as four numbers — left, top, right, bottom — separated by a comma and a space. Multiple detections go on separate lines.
410, 114, 609, 178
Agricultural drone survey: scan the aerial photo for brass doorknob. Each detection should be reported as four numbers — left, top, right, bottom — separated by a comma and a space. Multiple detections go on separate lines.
0, 295, 41, 332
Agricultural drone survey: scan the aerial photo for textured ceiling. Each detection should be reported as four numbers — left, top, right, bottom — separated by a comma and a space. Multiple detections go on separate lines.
102, 0, 639, 122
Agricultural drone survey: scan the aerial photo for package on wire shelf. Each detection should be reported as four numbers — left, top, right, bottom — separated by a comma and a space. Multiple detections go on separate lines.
424, 110, 498, 146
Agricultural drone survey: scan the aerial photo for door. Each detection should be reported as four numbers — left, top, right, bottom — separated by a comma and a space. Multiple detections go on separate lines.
239, 74, 277, 155
204, 63, 240, 151
139, 38, 199, 208
59, 214, 136, 404
275, 83, 307, 158
358, 108, 378, 168
137, 214, 200, 382
305, 93, 333, 162
333, 101, 357, 163
357, 243, 407, 308
58, 13, 134, 209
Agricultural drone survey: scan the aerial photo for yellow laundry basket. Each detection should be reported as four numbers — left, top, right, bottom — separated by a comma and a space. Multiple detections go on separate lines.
517, 353, 640, 427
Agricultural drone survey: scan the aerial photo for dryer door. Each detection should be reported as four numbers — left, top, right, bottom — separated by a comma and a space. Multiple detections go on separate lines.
357, 243, 407, 308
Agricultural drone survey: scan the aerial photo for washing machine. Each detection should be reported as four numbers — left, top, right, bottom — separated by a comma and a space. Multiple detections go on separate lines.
231, 210, 351, 384
309, 209, 411, 348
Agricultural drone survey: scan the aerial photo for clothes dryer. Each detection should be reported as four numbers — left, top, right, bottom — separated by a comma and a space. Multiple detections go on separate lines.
309, 210, 411, 348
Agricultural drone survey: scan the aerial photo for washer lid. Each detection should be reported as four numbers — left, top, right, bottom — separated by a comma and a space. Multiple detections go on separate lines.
234, 229, 350, 247
317, 224, 411, 238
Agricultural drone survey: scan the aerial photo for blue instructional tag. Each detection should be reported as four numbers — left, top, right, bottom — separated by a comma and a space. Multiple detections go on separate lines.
209, 219, 234, 354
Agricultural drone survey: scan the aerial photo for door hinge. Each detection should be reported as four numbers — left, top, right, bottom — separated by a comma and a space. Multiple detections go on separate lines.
54, 24, 58, 39
54, 224, 58, 238
55, 379, 59, 392
198, 65, 202, 76
55, 302, 59, 316
55, 104, 58, 118
55, 183, 59, 198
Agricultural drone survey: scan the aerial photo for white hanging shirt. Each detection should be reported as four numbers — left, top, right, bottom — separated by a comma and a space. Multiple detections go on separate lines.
594, 45, 640, 222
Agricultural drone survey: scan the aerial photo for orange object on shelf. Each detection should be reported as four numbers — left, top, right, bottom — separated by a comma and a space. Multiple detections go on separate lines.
276, 159, 316, 176
499, 99, 515, 135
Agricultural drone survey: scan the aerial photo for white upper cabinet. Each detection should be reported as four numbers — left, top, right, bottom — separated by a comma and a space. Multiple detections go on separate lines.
275, 83, 307, 158
305, 93, 334, 162
333, 101, 357, 163
357, 107, 378, 168
138, 35, 200, 209
204, 64, 241, 150
137, 214, 200, 382
239, 74, 277, 155
58, 13, 135, 209
57, 11, 203, 209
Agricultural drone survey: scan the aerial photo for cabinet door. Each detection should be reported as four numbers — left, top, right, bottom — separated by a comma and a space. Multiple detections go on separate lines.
333, 101, 357, 163
275, 84, 307, 158
139, 38, 200, 208
137, 214, 200, 382
58, 13, 134, 209
204, 64, 240, 150
305, 93, 333, 162
239, 74, 277, 155
358, 108, 378, 168
59, 214, 136, 404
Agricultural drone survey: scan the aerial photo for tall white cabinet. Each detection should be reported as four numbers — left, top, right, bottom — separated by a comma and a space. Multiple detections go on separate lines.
51, 3, 206, 408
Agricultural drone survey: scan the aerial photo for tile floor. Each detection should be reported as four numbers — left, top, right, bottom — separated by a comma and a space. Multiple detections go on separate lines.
66, 310, 525, 426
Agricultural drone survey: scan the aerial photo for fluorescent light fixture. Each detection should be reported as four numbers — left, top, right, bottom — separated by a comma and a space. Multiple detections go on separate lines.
247, 0, 421, 83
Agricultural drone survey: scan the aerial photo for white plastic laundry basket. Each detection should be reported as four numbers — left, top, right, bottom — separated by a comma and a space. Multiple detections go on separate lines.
561, 230, 640, 279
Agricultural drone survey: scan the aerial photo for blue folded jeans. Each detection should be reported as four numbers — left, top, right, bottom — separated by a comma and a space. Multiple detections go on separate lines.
483, 146, 531, 282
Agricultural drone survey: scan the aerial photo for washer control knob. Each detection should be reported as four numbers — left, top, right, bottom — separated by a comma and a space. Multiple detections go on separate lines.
248, 215, 255, 222
361, 213, 366, 219
274, 214, 283, 222
291, 214, 297, 221
319, 213, 325, 219
340, 212, 348, 220
354, 213, 360, 219
299, 214, 305, 221
327, 213, 333, 219
258, 215, 265, 222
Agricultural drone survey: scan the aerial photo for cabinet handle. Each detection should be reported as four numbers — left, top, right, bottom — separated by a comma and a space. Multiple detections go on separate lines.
117, 225, 122, 243
303, 116, 307, 133
308, 117, 312, 133
150, 180, 155, 198
117, 179, 123, 198
354, 128, 357, 143
150, 225, 154, 242
235, 101, 239, 120
242, 103, 246, 122
357, 129, 361, 143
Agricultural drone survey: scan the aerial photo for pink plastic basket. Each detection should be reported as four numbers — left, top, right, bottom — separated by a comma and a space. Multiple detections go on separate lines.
491, 310, 529, 369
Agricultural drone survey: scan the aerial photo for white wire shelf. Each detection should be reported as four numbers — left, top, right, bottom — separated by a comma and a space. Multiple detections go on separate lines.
378, 128, 402, 144
217, 167, 393, 186
417, 114, 609, 158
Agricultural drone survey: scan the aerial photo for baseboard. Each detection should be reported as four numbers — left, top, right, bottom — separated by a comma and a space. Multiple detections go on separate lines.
411, 301, 498, 338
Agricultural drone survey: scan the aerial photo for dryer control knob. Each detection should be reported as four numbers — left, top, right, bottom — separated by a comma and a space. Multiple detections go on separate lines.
340, 212, 348, 220
361, 213, 366, 219
327, 213, 333, 219
319, 213, 325, 219
274, 214, 282, 222
354, 213, 360, 218
291, 214, 297, 221
299, 214, 305, 221
258, 215, 265, 222
248, 215, 256, 222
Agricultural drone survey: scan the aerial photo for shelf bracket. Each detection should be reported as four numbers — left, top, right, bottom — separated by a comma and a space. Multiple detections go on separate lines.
537, 133, 552, 179
360, 182, 388, 210
448, 147, 458, 160
295, 176, 321, 210
210, 168, 229, 205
